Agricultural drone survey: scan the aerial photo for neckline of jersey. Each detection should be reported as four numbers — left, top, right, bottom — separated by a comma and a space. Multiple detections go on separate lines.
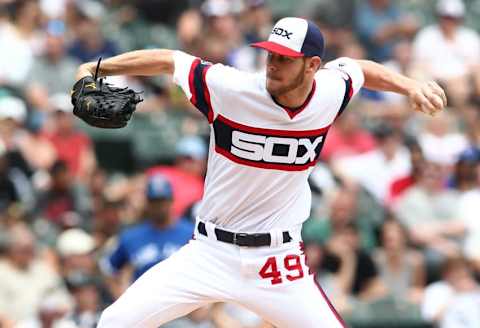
270, 80, 317, 120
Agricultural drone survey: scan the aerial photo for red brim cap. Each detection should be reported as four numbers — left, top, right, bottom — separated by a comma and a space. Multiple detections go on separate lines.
250, 41, 304, 57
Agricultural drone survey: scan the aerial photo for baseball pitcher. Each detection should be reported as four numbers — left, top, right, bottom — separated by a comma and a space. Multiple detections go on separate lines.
72, 17, 446, 328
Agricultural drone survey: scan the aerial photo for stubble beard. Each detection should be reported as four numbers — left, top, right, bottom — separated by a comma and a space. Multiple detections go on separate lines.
267, 63, 306, 97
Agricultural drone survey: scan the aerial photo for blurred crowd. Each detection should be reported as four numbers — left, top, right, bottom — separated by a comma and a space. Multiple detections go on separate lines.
1, 0, 480, 327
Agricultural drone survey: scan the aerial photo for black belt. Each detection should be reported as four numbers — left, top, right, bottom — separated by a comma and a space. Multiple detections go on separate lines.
197, 221, 292, 247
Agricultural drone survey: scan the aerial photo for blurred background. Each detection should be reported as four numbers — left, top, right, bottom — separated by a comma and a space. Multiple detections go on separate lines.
0, 0, 480, 327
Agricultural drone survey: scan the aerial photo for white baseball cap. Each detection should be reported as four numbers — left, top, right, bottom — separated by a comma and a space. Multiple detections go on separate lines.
175, 136, 207, 160
50, 93, 72, 113
251, 17, 325, 58
0, 96, 27, 123
201, 0, 242, 17
436, 0, 465, 18
57, 228, 95, 257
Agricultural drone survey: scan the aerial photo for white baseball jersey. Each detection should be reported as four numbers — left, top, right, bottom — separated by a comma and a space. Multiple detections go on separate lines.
173, 51, 364, 232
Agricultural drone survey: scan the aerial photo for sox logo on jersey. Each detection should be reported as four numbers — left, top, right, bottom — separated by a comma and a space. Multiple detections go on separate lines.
231, 131, 323, 164
213, 115, 329, 171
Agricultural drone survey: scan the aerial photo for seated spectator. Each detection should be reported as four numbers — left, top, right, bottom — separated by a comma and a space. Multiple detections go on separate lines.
65, 272, 102, 328
56, 228, 97, 278
321, 110, 377, 162
0, 97, 58, 174
0, 140, 21, 212
0, 0, 38, 85
36, 160, 91, 226
27, 20, 80, 111
92, 199, 124, 248
230, 0, 273, 72
0, 224, 67, 323
302, 187, 377, 251
321, 223, 387, 305
147, 136, 206, 220
67, 2, 118, 63
355, 0, 418, 62
16, 290, 75, 328
394, 161, 465, 273
0, 96, 32, 173
42, 94, 96, 181
99, 174, 194, 298
387, 139, 425, 207
412, 0, 480, 107
418, 110, 469, 167
447, 147, 479, 192
193, 0, 247, 67
422, 257, 480, 328
0, 96, 40, 212
374, 219, 426, 304
334, 123, 411, 204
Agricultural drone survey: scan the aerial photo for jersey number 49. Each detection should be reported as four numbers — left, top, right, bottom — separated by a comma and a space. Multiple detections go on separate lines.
259, 255, 304, 285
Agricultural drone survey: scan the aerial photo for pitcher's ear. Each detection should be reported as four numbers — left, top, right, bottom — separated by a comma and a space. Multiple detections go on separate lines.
307, 56, 322, 72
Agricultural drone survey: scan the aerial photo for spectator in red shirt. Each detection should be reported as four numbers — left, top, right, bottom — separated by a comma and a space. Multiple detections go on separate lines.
37, 160, 91, 226
147, 136, 207, 220
321, 110, 376, 162
387, 139, 425, 207
42, 94, 96, 180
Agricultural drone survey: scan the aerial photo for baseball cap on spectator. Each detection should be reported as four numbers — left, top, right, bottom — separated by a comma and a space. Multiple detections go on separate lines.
46, 19, 66, 36
75, 0, 105, 20
146, 174, 173, 200
457, 147, 480, 163
175, 136, 207, 160
201, 0, 239, 17
246, 0, 266, 8
50, 93, 72, 113
251, 17, 325, 58
57, 228, 96, 257
436, 0, 465, 18
0, 96, 27, 123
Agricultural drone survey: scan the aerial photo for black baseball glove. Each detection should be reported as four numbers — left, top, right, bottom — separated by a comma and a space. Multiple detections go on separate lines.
71, 58, 143, 129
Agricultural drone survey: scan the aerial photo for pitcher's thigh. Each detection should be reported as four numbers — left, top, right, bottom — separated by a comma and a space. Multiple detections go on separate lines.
247, 276, 347, 328
97, 245, 210, 328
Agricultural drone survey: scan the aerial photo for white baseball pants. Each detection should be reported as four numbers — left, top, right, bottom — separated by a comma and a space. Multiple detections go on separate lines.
97, 224, 347, 328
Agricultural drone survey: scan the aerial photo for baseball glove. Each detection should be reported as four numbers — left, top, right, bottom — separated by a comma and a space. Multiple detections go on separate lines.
71, 58, 143, 129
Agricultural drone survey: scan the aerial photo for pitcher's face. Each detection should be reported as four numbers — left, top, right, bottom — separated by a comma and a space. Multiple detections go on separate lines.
266, 53, 307, 97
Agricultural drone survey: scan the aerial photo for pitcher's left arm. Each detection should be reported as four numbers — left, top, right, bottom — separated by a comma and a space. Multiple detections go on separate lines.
356, 59, 447, 116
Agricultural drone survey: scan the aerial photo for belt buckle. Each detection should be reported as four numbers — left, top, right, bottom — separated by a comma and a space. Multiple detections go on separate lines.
233, 233, 249, 246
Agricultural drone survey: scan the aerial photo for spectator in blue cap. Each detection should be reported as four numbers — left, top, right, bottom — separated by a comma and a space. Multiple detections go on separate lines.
99, 174, 194, 298
448, 147, 480, 192
147, 136, 207, 219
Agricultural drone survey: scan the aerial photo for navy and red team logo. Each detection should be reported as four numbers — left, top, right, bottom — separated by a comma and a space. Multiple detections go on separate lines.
213, 115, 329, 171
